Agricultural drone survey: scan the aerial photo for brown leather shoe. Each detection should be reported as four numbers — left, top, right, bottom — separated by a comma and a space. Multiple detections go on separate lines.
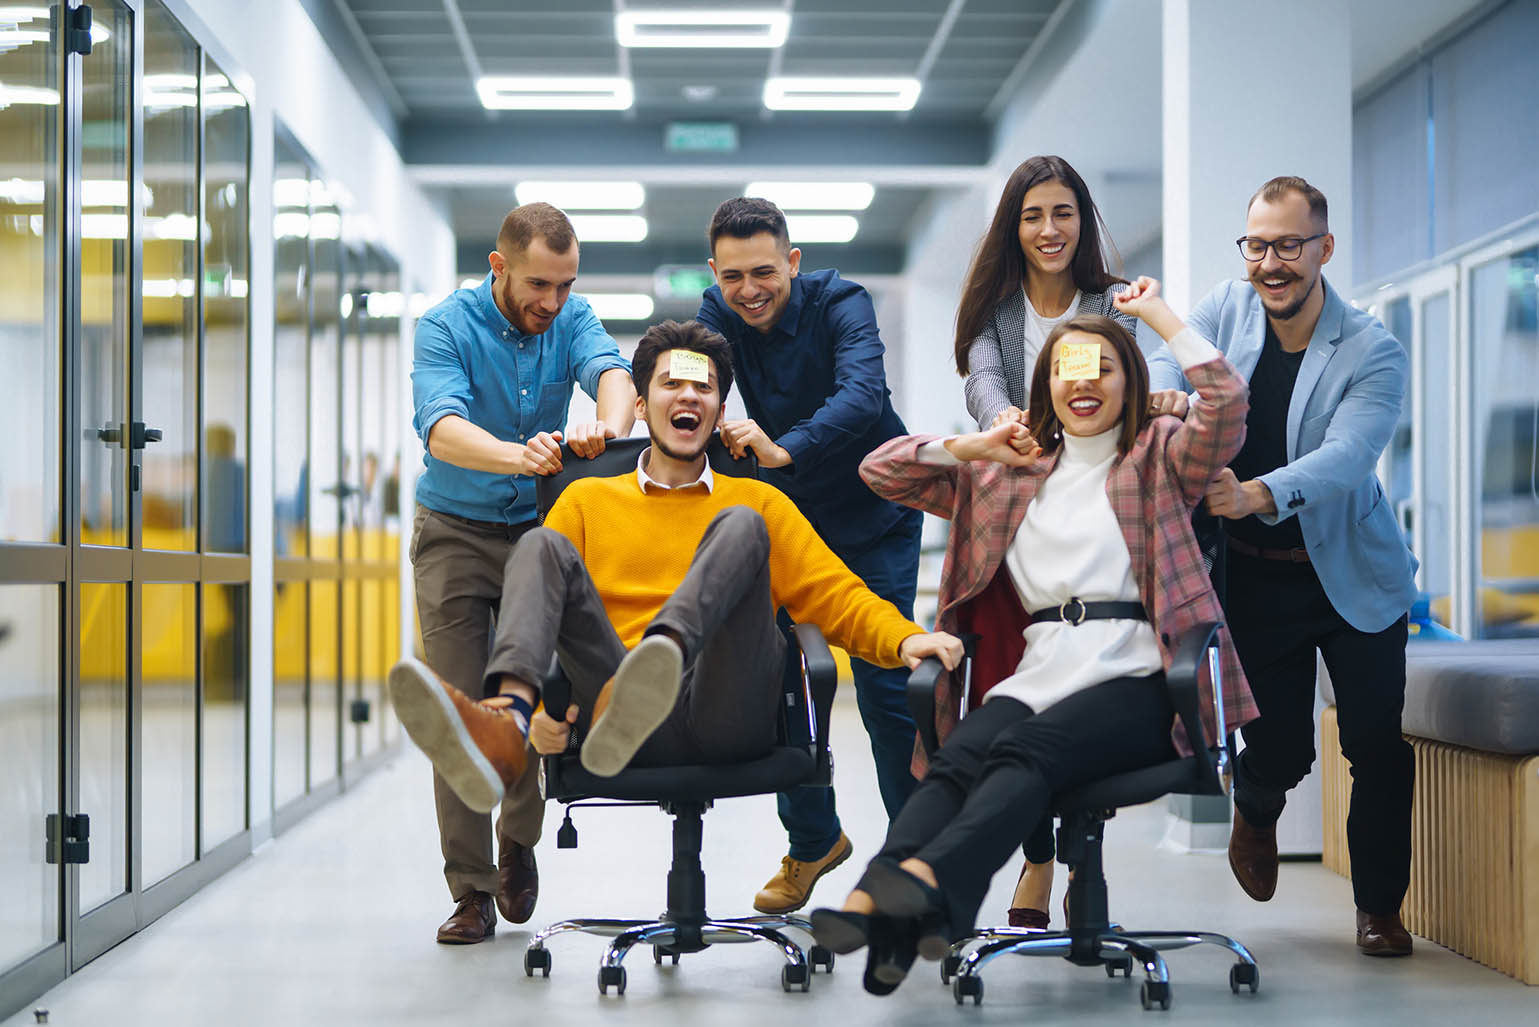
1356, 909, 1413, 956
754, 833, 853, 914
436, 891, 496, 944
388, 658, 526, 813
497, 836, 539, 925
1227, 808, 1278, 902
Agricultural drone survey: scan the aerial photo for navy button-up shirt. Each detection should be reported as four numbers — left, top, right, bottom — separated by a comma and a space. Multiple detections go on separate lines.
411, 273, 629, 524
697, 268, 909, 552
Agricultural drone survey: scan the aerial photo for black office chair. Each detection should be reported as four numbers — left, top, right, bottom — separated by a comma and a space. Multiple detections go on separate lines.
908, 622, 1259, 1012
520, 435, 839, 995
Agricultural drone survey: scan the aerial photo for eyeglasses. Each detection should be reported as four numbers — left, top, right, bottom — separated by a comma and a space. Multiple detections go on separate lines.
1236, 233, 1326, 262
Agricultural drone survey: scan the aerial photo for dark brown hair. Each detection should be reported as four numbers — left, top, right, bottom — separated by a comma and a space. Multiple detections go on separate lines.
496, 202, 576, 256
630, 319, 734, 399
1027, 314, 1149, 458
954, 155, 1125, 375
708, 196, 790, 255
1248, 176, 1329, 230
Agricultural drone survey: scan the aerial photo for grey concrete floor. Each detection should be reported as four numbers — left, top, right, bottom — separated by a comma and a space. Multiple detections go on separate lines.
9, 692, 1535, 1026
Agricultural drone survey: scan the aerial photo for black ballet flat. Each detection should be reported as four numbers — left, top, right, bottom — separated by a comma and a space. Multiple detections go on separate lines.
863, 915, 918, 995
859, 858, 953, 960
809, 908, 871, 955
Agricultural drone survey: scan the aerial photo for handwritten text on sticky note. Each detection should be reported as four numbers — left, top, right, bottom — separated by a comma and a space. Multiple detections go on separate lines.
669, 350, 711, 384
1057, 341, 1101, 381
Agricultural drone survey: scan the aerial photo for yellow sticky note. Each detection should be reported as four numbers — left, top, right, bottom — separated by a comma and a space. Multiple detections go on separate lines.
1057, 341, 1101, 381
669, 349, 711, 384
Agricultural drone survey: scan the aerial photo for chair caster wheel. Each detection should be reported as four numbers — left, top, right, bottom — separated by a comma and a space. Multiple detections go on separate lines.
1106, 954, 1134, 978
1229, 962, 1259, 994
598, 966, 626, 995
808, 946, 835, 973
1140, 979, 1171, 1011
652, 945, 679, 965
523, 947, 551, 978
941, 953, 961, 984
781, 964, 810, 992
953, 974, 983, 1006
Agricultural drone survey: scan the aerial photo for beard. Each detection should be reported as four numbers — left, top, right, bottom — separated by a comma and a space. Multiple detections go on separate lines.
651, 432, 712, 464
1255, 269, 1318, 321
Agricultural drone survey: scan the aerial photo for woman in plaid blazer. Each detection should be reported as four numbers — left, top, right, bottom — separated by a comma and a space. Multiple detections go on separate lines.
811, 279, 1259, 994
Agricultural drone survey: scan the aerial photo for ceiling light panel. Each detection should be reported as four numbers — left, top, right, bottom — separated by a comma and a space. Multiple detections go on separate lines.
477, 76, 634, 111
617, 10, 789, 49
745, 181, 875, 211
785, 215, 859, 244
582, 293, 655, 321
569, 215, 649, 243
514, 181, 645, 210
763, 77, 921, 112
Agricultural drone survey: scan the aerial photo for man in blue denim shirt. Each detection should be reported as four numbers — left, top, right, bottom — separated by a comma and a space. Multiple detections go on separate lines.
697, 198, 923, 915
409, 203, 634, 944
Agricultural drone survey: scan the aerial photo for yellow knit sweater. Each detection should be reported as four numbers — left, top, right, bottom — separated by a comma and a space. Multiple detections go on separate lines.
543, 471, 922, 668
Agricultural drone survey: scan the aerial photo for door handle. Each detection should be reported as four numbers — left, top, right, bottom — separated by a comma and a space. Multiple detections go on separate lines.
130, 422, 163, 449
93, 423, 121, 444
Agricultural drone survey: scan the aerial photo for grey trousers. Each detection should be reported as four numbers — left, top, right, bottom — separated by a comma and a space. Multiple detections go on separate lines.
410, 504, 544, 901
483, 506, 785, 767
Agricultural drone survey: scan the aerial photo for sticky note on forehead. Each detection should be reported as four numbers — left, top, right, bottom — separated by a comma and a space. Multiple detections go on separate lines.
669, 350, 711, 383
1057, 341, 1101, 381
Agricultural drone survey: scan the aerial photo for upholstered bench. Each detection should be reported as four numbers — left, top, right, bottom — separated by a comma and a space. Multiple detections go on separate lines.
1319, 640, 1539, 983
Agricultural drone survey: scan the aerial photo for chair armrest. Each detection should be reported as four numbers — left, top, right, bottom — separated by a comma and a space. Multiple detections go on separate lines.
1166, 621, 1223, 787
792, 623, 838, 782
907, 657, 944, 757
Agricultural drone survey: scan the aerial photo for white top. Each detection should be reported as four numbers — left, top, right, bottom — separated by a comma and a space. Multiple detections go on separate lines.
1021, 288, 1082, 396
636, 448, 714, 493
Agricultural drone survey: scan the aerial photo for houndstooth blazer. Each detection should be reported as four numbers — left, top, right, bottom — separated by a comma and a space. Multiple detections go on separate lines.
964, 286, 1138, 429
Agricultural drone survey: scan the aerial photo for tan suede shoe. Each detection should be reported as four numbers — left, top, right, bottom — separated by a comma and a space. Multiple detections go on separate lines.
579, 635, 684, 777
753, 833, 854, 914
388, 658, 525, 813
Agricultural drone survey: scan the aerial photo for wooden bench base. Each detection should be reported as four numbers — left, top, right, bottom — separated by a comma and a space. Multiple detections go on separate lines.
1321, 705, 1539, 983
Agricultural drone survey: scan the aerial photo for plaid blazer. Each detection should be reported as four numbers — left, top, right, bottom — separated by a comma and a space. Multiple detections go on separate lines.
862, 356, 1259, 766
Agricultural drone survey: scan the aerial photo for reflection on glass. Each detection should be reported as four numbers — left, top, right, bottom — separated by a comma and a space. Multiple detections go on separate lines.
140, 1, 200, 552
341, 245, 366, 564
274, 582, 308, 807
1383, 298, 1412, 550
79, 1, 133, 547
0, 4, 60, 542
310, 208, 341, 561
202, 55, 249, 554
1420, 293, 1453, 610
343, 579, 362, 763
358, 580, 382, 758
310, 579, 340, 788
274, 138, 310, 560
79, 583, 127, 911
1471, 245, 1539, 639
202, 585, 247, 848
142, 583, 196, 885
381, 577, 400, 747
0, 585, 60, 971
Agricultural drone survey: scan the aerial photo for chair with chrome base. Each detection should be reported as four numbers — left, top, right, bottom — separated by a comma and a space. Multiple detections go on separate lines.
908, 622, 1260, 1012
519, 436, 839, 996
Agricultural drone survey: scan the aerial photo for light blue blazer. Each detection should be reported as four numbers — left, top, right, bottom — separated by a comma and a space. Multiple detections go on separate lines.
1147, 277, 1418, 633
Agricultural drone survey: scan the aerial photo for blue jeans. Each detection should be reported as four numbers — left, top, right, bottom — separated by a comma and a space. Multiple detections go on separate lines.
779, 508, 923, 861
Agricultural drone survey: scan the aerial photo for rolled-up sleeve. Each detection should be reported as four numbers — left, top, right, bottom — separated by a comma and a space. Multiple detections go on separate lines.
565, 298, 631, 399
411, 314, 471, 444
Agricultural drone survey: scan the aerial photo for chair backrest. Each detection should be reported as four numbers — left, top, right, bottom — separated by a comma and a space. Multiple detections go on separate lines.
536, 433, 757, 520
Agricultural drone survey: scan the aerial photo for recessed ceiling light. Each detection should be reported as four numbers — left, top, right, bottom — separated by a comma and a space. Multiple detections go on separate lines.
582, 293, 655, 321
681, 84, 719, 102
785, 215, 859, 244
763, 77, 921, 112
617, 10, 789, 49
477, 76, 634, 111
514, 181, 645, 210
746, 182, 875, 211
569, 215, 649, 243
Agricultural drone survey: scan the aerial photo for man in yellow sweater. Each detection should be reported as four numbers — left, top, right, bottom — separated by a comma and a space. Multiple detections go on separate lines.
390, 319, 962, 820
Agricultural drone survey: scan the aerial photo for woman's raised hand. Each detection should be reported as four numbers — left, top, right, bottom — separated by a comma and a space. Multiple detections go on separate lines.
944, 420, 1045, 468
1112, 275, 1185, 341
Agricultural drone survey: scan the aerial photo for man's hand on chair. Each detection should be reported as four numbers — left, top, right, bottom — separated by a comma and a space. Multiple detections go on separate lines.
566, 420, 618, 459
529, 703, 579, 755
899, 631, 965, 671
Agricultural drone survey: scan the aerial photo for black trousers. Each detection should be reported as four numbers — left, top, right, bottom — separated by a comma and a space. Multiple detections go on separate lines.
876, 674, 1175, 933
1224, 551, 1413, 916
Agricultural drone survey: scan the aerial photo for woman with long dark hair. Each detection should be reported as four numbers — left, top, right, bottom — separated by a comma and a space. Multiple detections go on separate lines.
957, 155, 1137, 432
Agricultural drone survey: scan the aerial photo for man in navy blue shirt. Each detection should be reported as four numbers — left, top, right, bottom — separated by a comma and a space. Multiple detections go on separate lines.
697, 197, 923, 914
409, 202, 634, 944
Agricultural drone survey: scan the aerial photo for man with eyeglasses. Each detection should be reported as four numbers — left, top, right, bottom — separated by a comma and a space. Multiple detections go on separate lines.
1147, 176, 1418, 957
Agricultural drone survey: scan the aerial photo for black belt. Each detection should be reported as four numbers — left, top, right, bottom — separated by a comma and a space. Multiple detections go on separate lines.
1027, 597, 1147, 626
1227, 536, 1310, 564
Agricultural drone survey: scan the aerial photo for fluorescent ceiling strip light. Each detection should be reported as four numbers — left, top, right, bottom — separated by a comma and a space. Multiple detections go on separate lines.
617, 10, 789, 49
583, 293, 655, 321
745, 181, 874, 211
477, 76, 633, 111
763, 76, 920, 112
785, 215, 859, 244
514, 180, 645, 210
569, 214, 648, 243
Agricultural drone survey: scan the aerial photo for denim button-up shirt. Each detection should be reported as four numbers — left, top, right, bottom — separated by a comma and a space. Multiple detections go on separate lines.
411, 274, 629, 524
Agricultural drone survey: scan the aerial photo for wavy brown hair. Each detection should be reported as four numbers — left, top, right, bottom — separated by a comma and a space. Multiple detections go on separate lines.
1027, 314, 1149, 458
953, 155, 1124, 375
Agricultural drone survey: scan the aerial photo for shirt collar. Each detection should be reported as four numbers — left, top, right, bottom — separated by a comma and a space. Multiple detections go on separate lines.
636, 447, 714, 494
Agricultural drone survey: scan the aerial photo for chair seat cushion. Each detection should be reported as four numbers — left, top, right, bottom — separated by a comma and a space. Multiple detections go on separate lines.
545, 747, 816, 803
1056, 757, 1212, 813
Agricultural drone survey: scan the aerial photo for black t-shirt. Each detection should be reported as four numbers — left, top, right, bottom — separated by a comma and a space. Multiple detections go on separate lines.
1228, 320, 1306, 549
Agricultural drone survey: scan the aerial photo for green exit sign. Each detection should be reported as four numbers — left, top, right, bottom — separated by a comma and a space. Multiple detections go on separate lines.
665, 122, 738, 153
654, 265, 716, 299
